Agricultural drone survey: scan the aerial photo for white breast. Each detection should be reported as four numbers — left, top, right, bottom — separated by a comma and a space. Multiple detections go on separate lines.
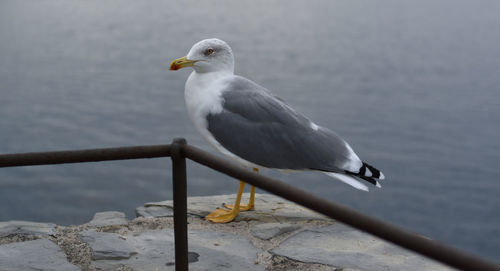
184, 71, 228, 129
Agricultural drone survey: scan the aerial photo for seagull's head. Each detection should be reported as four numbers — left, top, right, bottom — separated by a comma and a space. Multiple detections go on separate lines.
170, 38, 234, 74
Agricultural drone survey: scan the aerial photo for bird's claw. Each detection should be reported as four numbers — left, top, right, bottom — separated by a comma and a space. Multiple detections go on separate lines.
223, 203, 254, 211
205, 208, 239, 223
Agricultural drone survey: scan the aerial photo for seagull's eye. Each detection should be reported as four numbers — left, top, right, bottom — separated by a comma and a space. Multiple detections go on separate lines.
204, 48, 215, 56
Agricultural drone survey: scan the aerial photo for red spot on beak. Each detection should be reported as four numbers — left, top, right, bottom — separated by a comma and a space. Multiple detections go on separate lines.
170, 63, 180, 70
169, 56, 194, 71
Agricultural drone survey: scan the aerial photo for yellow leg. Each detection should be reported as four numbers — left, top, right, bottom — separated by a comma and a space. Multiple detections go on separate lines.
205, 181, 245, 223
224, 168, 258, 211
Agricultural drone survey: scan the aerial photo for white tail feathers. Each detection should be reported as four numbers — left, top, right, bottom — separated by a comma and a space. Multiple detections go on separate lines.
325, 172, 369, 192
379, 171, 385, 180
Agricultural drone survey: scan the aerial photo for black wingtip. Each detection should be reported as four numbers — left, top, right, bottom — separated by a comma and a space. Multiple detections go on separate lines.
361, 162, 383, 179
345, 161, 384, 187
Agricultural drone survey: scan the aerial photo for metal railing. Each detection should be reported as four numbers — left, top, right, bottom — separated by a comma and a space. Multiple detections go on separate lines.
0, 138, 499, 271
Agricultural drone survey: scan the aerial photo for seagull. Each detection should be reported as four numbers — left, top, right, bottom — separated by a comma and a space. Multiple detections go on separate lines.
170, 38, 385, 223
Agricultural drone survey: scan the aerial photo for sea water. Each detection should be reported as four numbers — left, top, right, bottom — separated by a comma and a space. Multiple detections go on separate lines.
1, 0, 499, 262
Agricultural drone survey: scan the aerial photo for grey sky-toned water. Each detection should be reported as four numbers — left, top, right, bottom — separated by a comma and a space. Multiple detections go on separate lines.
1, 0, 499, 263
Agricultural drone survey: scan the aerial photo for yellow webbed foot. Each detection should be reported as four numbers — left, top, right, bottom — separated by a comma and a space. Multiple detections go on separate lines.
205, 208, 239, 223
206, 179, 256, 223
223, 203, 254, 211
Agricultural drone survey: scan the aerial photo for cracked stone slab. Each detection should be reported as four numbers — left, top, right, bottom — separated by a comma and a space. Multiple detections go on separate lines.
136, 205, 174, 218
88, 211, 128, 227
85, 229, 264, 271
0, 239, 81, 271
79, 230, 137, 260
251, 222, 300, 240
141, 193, 328, 222
271, 223, 453, 271
0, 220, 56, 237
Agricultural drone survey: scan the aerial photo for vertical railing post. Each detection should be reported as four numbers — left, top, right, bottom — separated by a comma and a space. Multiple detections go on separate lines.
170, 138, 188, 271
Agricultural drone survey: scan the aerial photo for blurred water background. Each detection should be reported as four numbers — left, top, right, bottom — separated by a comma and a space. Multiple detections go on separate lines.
1, 0, 499, 263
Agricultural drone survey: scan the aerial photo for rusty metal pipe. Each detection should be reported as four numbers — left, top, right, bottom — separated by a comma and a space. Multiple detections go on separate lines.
171, 138, 189, 271
183, 144, 500, 271
1, 143, 499, 270
0, 145, 171, 167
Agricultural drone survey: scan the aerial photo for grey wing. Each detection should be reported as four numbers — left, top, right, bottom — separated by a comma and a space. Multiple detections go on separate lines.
206, 76, 356, 172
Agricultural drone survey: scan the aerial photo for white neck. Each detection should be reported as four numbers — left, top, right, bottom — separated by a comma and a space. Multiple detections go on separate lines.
184, 71, 232, 130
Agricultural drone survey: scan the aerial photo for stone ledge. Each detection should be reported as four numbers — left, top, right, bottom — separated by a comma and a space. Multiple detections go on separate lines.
0, 221, 56, 238
0, 193, 454, 271
87, 211, 128, 228
0, 239, 81, 271
139, 193, 329, 222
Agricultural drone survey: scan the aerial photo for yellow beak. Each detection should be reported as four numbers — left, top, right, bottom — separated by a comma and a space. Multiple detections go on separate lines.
169, 56, 197, 70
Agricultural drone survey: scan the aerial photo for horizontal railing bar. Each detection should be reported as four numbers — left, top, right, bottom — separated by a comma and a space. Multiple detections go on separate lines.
0, 145, 171, 168
182, 144, 500, 271
1, 142, 499, 270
